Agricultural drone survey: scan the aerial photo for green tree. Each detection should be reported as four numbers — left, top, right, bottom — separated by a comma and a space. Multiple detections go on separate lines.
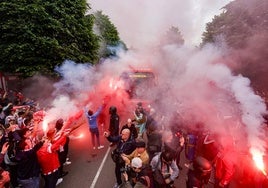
201, 0, 268, 48
93, 11, 127, 58
0, 0, 99, 77
162, 26, 184, 46
201, 0, 268, 97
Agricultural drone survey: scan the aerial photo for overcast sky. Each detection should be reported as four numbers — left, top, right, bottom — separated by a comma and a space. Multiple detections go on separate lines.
88, 0, 232, 48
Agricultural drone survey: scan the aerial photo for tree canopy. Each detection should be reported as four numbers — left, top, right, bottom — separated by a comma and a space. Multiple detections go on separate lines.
201, 0, 268, 49
0, 0, 100, 77
201, 0, 268, 96
93, 11, 127, 58
162, 26, 184, 46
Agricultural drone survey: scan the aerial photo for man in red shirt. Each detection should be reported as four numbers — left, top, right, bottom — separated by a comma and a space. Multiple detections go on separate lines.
37, 128, 68, 188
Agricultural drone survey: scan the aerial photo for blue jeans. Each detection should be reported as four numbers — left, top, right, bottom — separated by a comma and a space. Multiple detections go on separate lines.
18, 176, 40, 188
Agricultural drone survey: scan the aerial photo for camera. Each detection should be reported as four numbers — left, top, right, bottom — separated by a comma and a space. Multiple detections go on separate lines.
163, 173, 171, 179
120, 165, 131, 173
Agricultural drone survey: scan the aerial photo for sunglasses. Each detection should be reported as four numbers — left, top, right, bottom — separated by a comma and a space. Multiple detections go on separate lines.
132, 167, 141, 170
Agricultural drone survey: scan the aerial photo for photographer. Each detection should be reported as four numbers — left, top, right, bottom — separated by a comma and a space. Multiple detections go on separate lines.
121, 157, 151, 188
104, 128, 136, 188
121, 139, 149, 166
150, 149, 179, 188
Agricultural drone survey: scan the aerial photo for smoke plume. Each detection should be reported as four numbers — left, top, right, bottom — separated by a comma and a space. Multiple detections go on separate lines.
89, 0, 232, 47
24, 1, 267, 157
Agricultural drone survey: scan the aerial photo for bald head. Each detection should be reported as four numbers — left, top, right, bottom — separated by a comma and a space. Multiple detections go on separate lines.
121, 128, 130, 141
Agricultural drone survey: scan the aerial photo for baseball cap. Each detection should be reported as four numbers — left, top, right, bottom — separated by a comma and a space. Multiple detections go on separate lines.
131, 157, 143, 168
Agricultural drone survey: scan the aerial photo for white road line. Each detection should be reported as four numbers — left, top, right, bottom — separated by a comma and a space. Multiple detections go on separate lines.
90, 146, 111, 188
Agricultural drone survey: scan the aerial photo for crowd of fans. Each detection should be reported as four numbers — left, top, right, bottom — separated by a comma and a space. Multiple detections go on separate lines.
1, 88, 268, 188
0, 89, 71, 188
105, 102, 268, 188
105, 103, 185, 188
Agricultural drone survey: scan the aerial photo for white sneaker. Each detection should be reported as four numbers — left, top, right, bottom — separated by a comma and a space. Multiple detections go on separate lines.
63, 161, 72, 166
98, 145, 104, 149
113, 183, 120, 188
56, 178, 63, 186
184, 163, 190, 168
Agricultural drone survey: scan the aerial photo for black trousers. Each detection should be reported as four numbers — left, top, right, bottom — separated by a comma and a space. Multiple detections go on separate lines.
42, 170, 60, 188
115, 162, 124, 185
58, 137, 70, 175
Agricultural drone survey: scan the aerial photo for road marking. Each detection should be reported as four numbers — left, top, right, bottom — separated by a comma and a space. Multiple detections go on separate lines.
90, 146, 111, 188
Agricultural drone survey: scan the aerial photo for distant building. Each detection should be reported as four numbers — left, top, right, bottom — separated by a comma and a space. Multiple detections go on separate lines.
0, 72, 7, 91
0, 72, 21, 91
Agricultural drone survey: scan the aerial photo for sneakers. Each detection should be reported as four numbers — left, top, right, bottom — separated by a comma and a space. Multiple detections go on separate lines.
184, 163, 190, 168
98, 145, 104, 149
64, 161, 71, 165
56, 178, 63, 186
113, 183, 121, 188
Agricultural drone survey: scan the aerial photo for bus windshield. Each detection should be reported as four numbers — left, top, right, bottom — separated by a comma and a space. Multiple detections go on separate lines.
120, 70, 156, 99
